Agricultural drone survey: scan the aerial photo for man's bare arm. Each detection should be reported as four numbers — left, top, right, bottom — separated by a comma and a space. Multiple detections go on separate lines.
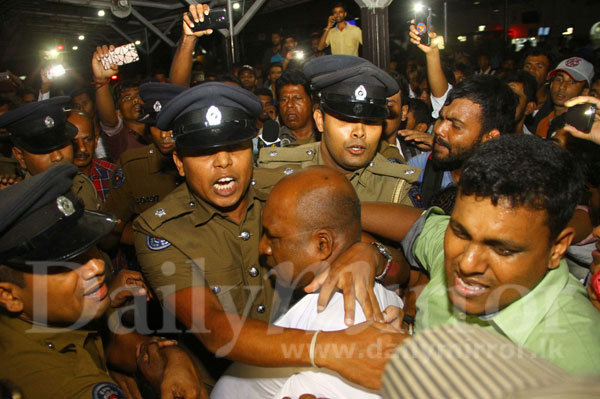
409, 23, 448, 98
92, 44, 119, 127
361, 202, 423, 243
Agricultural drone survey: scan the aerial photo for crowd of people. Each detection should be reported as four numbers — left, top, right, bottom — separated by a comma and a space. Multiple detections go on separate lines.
0, 2, 600, 398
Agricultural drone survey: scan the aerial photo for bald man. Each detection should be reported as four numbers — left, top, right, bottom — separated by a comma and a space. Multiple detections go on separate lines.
212, 166, 405, 399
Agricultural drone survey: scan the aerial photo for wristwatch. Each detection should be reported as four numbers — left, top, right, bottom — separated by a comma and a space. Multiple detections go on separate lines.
370, 242, 393, 280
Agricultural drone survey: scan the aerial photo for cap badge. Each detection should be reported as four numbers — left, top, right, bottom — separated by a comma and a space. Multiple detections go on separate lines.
56, 196, 75, 217
565, 57, 581, 67
354, 85, 367, 101
153, 100, 162, 112
155, 208, 167, 218
44, 116, 55, 128
206, 105, 222, 126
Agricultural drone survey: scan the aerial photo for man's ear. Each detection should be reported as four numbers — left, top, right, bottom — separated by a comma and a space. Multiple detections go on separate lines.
548, 227, 575, 270
313, 108, 325, 133
0, 283, 24, 313
314, 230, 334, 260
401, 104, 409, 122
415, 122, 428, 133
172, 151, 185, 177
12, 147, 27, 170
483, 128, 501, 142
525, 100, 536, 116
582, 87, 590, 96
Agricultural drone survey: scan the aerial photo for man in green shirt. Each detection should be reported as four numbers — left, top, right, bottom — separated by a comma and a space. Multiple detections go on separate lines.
362, 134, 600, 375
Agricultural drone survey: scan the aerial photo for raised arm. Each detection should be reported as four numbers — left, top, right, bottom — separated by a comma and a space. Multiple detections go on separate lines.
92, 44, 119, 127
169, 4, 213, 87
317, 15, 335, 52
409, 22, 448, 98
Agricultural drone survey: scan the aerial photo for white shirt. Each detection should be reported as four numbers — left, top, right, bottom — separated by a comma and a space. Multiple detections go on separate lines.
211, 284, 403, 399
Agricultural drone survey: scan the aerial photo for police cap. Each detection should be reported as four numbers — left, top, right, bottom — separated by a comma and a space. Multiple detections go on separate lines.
0, 96, 77, 154
0, 164, 117, 267
304, 55, 398, 121
138, 82, 187, 125
156, 82, 261, 151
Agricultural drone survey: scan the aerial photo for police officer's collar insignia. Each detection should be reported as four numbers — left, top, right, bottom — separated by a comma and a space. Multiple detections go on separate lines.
44, 116, 55, 128
146, 236, 172, 251
206, 105, 222, 126
112, 168, 125, 189
92, 382, 126, 399
155, 208, 167, 218
153, 100, 162, 112
354, 85, 367, 101
56, 195, 75, 216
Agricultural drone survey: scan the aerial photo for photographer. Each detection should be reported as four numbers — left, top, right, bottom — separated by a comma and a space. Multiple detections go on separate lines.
317, 2, 362, 56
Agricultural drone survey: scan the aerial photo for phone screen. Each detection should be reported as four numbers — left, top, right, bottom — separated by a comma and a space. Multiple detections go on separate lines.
565, 103, 596, 133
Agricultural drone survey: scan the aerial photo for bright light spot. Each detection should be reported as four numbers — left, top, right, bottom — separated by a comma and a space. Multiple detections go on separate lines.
57, 45, 64, 51
19, 76, 27, 80
233, 2, 240, 9
413, 3, 424, 12
72, 46, 78, 50
48, 64, 66, 79
201, 49, 207, 54
134, 40, 141, 45
49, 49, 58, 57
431, 35, 445, 49
478, 25, 485, 32
473, 1, 480, 4
111, 75, 118, 80
566, 27, 573, 34
98, 10, 105, 17
457, 36, 467, 42
78, 35, 85, 40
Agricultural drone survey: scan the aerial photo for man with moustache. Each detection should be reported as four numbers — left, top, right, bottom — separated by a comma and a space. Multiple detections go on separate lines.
276, 70, 318, 146
103, 83, 184, 248
407, 75, 517, 208
133, 82, 404, 392
68, 110, 115, 202
0, 97, 101, 210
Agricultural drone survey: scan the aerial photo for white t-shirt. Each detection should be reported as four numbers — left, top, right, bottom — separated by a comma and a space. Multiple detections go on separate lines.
211, 284, 403, 399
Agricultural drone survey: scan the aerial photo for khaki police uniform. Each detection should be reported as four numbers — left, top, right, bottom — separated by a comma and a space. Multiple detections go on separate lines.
0, 156, 21, 176
378, 140, 405, 163
104, 143, 182, 223
133, 183, 277, 323
24, 170, 101, 211
0, 306, 123, 399
256, 141, 420, 205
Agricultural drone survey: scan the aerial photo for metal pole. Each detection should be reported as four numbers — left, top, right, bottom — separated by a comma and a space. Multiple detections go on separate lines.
444, 1, 447, 45
227, 0, 235, 65
504, 0, 509, 44
131, 8, 176, 48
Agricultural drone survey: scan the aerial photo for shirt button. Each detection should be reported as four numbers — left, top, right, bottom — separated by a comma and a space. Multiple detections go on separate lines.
212, 286, 221, 294
369, 161, 375, 167
250, 179, 256, 186
256, 304, 266, 313
239, 231, 251, 241
249, 267, 259, 277
306, 149, 314, 156
149, 149, 154, 154
189, 201, 195, 207
47, 342, 55, 350
283, 167, 294, 175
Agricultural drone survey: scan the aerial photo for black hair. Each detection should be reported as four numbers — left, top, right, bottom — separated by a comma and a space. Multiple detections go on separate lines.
275, 70, 312, 100
332, 2, 346, 12
0, 265, 25, 288
452, 62, 475, 80
112, 80, 139, 104
19, 87, 36, 98
503, 70, 538, 104
446, 74, 517, 136
392, 73, 410, 107
214, 73, 242, 87
269, 62, 283, 72
520, 48, 556, 71
407, 98, 432, 127
70, 86, 94, 102
459, 134, 584, 241
254, 88, 274, 99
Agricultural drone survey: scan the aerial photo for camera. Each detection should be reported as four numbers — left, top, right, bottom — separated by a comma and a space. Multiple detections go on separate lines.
187, 8, 229, 31
565, 103, 597, 133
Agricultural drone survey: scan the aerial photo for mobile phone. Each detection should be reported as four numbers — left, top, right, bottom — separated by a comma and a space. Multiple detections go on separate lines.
293, 51, 304, 59
101, 43, 140, 70
414, 6, 432, 46
187, 8, 228, 32
565, 103, 597, 133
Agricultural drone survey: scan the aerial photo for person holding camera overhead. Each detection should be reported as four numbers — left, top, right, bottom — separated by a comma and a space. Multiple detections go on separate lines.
317, 2, 362, 56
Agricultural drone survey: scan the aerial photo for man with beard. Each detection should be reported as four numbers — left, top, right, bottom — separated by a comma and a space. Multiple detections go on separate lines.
407, 75, 517, 208
103, 83, 184, 249
0, 97, 101, 210
503, 70, 538, 134
92, 45, 147, 162
68, 111, 115, 202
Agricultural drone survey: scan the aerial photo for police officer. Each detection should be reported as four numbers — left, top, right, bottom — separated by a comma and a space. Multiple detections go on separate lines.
256, 55, 420, 206
133, 82, 403, 391
104, 82, 185, 248
0, 96, 101, 210
0, 163, 206, 399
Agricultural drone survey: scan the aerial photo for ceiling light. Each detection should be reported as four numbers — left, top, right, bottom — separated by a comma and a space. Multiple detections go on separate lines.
98, 10, 105, 17
134, 40, 141, 45
233, 2, 240, 10
78, 35, 85, 40
72, 46, 78, 50
478, 25, 485, 32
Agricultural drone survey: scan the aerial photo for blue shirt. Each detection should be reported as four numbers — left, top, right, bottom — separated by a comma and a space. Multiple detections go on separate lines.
407, 151, 454, 187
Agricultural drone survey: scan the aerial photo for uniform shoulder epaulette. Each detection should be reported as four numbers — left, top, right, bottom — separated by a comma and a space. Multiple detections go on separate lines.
252, 164, 303, 192
119, 145, 154, 166
257, 142, 319, 167
366, 153, 421, 183
137, 184, 192, 230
